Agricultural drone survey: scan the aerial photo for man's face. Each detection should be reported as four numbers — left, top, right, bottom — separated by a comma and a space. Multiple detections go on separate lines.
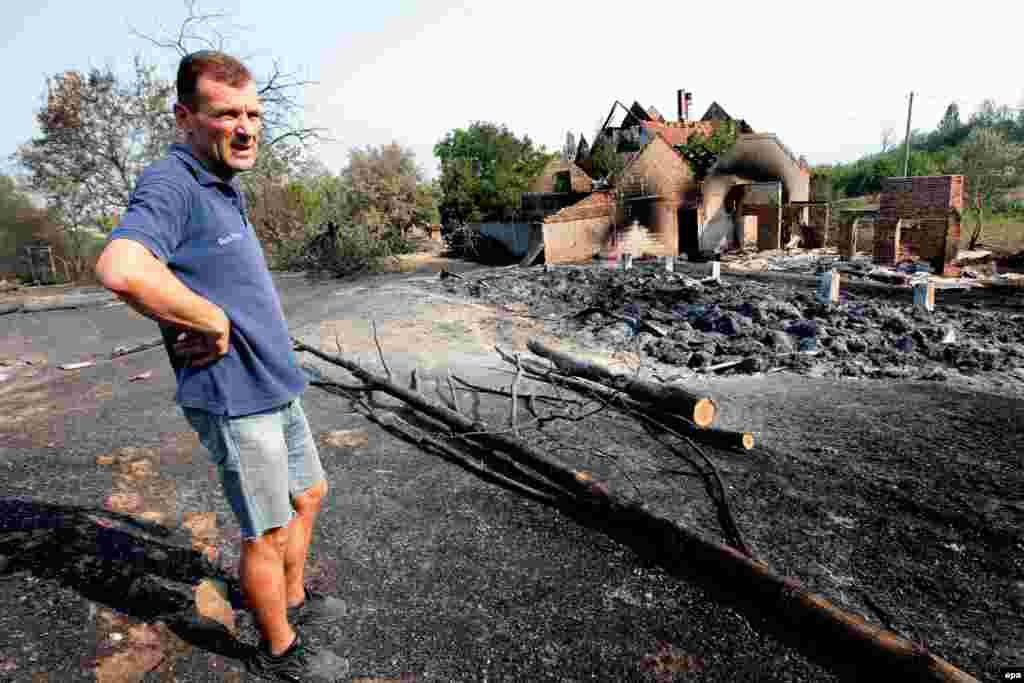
175, 76, 261, 178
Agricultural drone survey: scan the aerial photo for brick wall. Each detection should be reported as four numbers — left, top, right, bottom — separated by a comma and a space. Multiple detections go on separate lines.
653, 200, 679, 255
874, 176, 963, 274
611, 220, 670, 258
530, 159, 594, 194
809, 206, 831, 246
545, 192, 614, 224
745, 207, 780, 250
615, 137, 691, 255
742, 216, 758, 246
617, 136, 697, 197
522, 192, 591, 222
543, 216, 611, 263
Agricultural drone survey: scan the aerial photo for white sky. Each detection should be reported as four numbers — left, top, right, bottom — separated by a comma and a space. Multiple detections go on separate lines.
5, 0, 1023, 181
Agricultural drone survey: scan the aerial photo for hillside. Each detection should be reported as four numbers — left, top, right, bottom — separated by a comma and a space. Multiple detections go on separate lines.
817, 100, 1023, 203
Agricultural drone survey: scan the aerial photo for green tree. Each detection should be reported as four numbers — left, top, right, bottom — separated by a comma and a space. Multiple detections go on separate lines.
245, 143, 434, 273
0, 176, 43, 277
0, 175, 34, 246
949, 127, 1023, 249
939, 103, 961, 135
675, 120, 738, 180
434, 122, 553, 226
588, 138, 626, 181
344, 142, 434, 236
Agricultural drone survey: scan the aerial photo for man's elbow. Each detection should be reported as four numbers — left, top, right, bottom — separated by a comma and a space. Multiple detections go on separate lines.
95, 239, 154, 293
94, 250, 127, 292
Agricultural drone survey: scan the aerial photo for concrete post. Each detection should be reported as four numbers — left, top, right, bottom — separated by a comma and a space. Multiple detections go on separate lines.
709, 261, 721, 282
817, 269, 840, 304
913, 281, 935, 312
664, 255, 674, 272
623, 253, 633, 270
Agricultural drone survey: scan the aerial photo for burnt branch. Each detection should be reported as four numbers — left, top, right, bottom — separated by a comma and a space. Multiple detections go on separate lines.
450, 374, 585, 407
510, 353, 523, 436
447, 370, 461, 415
371, 320, 391, 382
129, 0, 231, 56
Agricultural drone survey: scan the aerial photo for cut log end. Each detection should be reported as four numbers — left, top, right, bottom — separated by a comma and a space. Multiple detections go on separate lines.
742, 433, 754, 450
693, 399, 717, 428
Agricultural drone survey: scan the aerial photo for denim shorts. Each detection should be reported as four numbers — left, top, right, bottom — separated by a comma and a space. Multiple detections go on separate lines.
182, 397, 326, 541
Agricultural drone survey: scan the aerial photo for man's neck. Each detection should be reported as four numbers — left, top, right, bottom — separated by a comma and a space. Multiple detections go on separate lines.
186, 143, 236, 183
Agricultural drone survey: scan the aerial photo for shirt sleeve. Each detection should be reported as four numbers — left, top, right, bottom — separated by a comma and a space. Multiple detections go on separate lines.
108, 175, 190, 263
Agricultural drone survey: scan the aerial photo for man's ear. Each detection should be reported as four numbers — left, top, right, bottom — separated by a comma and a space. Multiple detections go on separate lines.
173, 102, 193, 136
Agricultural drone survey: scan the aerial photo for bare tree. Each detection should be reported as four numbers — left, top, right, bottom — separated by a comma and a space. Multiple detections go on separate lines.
130, 0, 326, 150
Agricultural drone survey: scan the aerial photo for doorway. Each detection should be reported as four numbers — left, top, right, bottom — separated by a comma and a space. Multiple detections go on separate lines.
678, 208, 699, 257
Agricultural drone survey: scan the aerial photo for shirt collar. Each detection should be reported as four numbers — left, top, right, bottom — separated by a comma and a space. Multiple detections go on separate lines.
170, 143, 242, 192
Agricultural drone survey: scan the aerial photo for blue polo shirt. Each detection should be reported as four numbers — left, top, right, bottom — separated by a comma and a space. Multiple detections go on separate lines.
109, 143, 307, 416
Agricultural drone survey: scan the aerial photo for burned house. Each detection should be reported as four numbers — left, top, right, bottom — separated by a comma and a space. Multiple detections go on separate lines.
523, 91, 811, 264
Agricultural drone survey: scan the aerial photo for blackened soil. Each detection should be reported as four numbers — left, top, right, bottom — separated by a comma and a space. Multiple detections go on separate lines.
438, 263, 1024, 681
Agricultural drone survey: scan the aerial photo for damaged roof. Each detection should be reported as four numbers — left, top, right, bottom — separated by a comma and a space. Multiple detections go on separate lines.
640, 120, 721, 147
701, 101, 733, 122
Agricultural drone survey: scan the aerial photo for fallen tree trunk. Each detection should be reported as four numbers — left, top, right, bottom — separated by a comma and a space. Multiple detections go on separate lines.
506, 352, 752, 452
293, 339, 976, 683
526, 338, 717, 428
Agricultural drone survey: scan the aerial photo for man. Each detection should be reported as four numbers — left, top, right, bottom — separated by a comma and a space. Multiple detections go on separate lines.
95, 51, 348, 682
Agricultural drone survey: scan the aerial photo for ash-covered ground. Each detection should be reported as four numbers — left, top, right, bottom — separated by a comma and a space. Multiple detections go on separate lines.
436, 261, 1024, 681
452, 263, 1024, 385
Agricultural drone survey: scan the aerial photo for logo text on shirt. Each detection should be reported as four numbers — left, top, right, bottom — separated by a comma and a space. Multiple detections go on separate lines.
217, 232, 243, 246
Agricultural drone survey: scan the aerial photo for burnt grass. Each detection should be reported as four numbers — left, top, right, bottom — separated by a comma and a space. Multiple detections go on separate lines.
440, 263, 1024, 680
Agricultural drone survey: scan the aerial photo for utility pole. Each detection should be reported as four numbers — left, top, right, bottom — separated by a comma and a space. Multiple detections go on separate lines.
902, 91, 914, 176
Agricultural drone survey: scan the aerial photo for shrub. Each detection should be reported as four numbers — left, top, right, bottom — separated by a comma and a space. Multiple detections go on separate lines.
285, 221, 417, 277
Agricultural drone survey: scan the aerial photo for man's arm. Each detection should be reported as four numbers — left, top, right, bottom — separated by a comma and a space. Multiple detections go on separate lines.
95, 239, 230, 366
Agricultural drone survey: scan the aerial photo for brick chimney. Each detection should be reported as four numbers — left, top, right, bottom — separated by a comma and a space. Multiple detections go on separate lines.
677, 89, 692, 123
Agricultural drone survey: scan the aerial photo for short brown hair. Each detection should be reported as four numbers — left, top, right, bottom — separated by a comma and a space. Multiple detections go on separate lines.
176, 50, 253, 110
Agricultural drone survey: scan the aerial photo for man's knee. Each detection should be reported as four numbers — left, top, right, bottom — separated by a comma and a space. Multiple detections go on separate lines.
293, 478, 328, 514
245, 526, 290, 558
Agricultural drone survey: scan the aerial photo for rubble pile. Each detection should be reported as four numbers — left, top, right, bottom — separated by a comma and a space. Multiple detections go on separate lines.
453, 266, 1024, 381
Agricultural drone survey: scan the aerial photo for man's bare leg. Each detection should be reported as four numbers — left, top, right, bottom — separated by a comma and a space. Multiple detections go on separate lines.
240, 527, 295, 655
284, 479, 328, 607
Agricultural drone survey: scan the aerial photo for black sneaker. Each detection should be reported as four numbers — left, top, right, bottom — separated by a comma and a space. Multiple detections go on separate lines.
247, 630, 350, 682
287, 585, 348, 626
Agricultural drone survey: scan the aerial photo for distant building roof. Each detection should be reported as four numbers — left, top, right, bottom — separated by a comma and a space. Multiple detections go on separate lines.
575, 134, 590, 161
697, 101, 755, 133
701, 101, 733, 121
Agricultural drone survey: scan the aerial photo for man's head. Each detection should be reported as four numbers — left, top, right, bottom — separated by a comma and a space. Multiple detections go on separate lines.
174, 51, 261, 179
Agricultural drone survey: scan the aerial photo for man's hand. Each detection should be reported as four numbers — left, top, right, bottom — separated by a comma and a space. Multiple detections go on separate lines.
172, 308, 231, 368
